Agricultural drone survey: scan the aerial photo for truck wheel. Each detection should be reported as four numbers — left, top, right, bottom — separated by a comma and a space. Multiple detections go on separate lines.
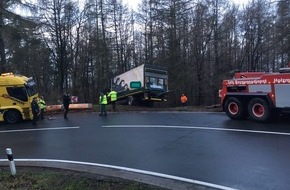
224, 97, 247, 120
248, 98, 271, 122
4, 110, 21, 124
128, 96, 134, 106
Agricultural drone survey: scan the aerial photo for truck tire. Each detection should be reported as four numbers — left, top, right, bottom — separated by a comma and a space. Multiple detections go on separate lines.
224, 97, 247, 120
248, 98, 271, 122
128, 96, 134, 106
4, 110, 21, 124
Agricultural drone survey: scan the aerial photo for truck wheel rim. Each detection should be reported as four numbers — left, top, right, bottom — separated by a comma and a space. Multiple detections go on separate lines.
252, 103, 264, 117
228, 102, 238, 115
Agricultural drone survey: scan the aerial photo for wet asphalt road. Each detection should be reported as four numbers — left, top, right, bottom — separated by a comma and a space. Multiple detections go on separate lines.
0, 111, 290, 190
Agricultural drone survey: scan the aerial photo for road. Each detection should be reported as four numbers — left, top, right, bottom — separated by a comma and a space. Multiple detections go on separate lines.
0, 111, 290, 190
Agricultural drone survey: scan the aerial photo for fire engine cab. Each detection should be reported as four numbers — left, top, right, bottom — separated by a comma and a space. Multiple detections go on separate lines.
219, 68, 290, 122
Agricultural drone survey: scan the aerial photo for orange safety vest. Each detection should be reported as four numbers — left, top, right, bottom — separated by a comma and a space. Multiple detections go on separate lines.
180, 95, 188, 103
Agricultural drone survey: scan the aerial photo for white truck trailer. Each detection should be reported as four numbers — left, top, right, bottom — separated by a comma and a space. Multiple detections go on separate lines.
111, 64, 169, 106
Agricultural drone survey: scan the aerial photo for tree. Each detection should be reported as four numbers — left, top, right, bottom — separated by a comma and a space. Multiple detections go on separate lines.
38, 0, 78, 94
276, 0, 290, 67
239, 0, 272, 71
0, 0, 36, 73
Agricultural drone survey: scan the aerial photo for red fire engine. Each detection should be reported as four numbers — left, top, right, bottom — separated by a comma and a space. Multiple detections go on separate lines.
219, 68, 290, 122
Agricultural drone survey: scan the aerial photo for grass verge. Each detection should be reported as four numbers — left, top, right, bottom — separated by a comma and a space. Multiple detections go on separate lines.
0, 167, 165, 190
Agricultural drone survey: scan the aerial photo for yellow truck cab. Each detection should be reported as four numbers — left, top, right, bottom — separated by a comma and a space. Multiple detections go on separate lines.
0, 73, 38, 124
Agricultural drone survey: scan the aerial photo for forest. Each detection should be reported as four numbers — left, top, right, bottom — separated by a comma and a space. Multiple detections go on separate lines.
0, 0, 289, 106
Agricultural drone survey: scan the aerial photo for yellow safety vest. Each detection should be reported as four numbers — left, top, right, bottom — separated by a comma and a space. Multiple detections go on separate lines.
99, 95, 108, 105
38, 98, 47, 109
108, 91, 117, 101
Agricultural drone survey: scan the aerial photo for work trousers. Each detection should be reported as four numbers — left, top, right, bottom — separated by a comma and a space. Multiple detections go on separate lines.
100, 104, 107, 116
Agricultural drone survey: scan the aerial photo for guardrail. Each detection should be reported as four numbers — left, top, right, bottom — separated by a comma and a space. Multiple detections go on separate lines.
46, 103, 93, 112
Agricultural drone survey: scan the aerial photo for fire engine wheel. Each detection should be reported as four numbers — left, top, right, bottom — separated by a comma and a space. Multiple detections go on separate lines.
224, 97, 247, 120
4, 110, 21, 124
248, 98, 270, 122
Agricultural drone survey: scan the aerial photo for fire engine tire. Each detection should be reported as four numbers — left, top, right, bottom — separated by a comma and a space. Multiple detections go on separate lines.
248, 98, 271, 122
4, 110, 21, 124
224, 97, 247, 120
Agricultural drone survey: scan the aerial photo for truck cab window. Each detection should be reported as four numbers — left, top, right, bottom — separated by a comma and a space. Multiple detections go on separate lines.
158, 79, 164, 86
149, 77, 164, 89
7, 87, 28, 102
150, 77, 157, 86
26, 85, 37, 96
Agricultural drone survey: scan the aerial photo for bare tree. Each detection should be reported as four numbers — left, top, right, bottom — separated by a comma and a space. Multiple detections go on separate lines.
0, 0, 37, 73
276, 0, 290, 67
38, 0, 78, 95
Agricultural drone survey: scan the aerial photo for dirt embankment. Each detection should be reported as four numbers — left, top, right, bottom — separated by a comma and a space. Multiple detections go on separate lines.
47, 104, 223, 114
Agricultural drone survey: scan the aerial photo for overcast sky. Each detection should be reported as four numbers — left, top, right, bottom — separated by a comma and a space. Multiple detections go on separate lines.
124, 0, 251, 10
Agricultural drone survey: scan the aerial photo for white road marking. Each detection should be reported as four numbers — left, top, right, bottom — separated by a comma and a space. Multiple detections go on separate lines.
0, 159, 237, 190
0, 126, 80, 133
103, 125, 290, 136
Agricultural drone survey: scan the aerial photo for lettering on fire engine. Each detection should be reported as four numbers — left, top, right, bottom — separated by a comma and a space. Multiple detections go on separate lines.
227, 79, 268, 85
273, 78, 290, 84
227, 78, 290, 85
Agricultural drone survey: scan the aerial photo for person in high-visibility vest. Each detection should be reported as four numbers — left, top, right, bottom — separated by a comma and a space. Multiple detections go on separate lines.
38, 96, 47, 120
99, 92, 108, 116
31, 97, 40, 125
180, 94, 188, 106
108, 90, 117, 111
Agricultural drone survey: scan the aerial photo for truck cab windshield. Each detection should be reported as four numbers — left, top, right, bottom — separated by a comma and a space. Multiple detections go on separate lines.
26, 85, 37, 97
147, 77, 165, 90
25, 80, 38, 96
